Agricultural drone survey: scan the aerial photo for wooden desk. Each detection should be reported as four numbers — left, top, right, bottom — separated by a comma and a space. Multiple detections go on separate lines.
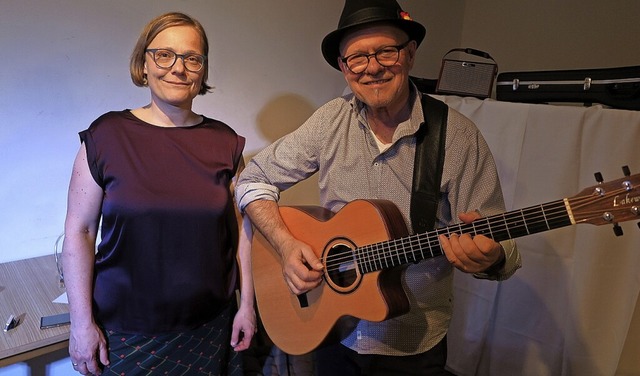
0, 255, 69, 366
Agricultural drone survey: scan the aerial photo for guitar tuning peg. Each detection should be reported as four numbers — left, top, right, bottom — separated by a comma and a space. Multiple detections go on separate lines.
622, 165, 631, 177
594, 172, 604, 183
613, 223, 624, 237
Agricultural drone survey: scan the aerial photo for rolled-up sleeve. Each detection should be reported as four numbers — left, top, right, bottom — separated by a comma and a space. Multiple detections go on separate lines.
235, 181, 280, 212
474, 239, 521, 281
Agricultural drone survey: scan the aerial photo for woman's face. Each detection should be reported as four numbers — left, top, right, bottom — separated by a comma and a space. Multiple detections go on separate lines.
144, 25, 205, 110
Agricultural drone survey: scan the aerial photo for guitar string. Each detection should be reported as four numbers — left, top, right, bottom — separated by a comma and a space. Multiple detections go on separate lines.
353, 200, 569, 273
323, 189, 632, 274
323, 199, 567, 273
323, 200, 567, 274
328, 188, 633, 274
352, 190, 629, 273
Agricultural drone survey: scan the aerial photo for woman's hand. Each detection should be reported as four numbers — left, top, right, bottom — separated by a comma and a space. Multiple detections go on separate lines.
69, 322, 109, 375
230, 302, 257, 352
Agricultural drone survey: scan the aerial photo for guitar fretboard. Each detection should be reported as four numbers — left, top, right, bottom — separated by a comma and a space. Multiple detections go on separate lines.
356, 199, 573, 274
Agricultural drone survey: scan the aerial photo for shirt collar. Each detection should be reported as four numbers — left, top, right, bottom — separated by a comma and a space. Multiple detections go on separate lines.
347, 82, 425, 141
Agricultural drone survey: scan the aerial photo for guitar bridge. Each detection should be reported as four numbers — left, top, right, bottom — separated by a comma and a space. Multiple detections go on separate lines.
297, 293, 309, 308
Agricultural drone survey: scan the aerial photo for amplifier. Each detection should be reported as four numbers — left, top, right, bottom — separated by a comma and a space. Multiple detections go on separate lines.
436, 48, 497, 99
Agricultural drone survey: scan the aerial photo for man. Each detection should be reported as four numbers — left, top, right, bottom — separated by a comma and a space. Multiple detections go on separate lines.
236, 0, 521, 374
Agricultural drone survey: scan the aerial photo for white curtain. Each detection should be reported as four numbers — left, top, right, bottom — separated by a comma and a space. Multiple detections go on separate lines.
440, 96, 640, 376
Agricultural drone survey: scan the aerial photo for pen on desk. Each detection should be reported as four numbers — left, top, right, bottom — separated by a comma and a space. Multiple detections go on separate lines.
4, 314, 19, 332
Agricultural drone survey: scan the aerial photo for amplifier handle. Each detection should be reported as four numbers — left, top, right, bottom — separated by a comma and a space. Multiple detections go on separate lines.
444, 48, 496, 63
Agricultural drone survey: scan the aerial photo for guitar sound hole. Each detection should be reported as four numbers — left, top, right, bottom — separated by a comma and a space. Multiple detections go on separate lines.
325, 242, 358, 290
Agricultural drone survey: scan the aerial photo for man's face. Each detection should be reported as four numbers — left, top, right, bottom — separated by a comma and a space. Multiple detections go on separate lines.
338, 24, 416, 112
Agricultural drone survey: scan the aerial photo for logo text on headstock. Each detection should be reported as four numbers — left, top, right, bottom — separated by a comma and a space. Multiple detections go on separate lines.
613, 193, 640, 207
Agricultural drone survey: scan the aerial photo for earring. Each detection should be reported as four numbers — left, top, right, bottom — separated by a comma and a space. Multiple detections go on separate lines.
142, 75, 148, 85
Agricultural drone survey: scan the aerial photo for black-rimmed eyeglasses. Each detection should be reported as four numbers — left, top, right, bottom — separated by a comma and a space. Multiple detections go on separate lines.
146, 49, 207, 73
340, 41, 411, 74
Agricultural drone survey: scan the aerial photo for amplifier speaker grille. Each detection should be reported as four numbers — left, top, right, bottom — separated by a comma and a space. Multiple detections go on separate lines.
436, 59, 497, 98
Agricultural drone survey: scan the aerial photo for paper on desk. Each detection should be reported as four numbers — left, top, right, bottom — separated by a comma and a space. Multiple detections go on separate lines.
53, 292, 68, 304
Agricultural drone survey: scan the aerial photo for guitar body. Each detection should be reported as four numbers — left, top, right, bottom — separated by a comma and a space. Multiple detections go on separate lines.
252, 199, 411, 355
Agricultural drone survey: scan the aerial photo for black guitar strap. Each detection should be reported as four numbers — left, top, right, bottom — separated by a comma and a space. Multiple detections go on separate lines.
410, 94, 448, 234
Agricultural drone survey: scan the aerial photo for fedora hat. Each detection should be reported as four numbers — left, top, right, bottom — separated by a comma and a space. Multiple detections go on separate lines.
321, 0, 426, 70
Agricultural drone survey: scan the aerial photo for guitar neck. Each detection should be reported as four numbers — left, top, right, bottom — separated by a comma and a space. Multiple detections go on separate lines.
356, 199, 572, 273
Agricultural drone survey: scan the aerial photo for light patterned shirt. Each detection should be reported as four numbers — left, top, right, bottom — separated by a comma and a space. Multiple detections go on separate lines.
236, 86, 521, 356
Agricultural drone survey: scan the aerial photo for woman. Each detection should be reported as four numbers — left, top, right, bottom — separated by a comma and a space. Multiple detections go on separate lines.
62, 12, 255, 375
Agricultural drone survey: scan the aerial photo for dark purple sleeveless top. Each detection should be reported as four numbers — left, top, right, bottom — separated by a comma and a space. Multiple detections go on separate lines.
80, 110, 245, 335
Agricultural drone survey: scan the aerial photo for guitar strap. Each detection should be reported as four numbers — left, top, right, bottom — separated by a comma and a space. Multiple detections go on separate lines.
410, 94, 448, 234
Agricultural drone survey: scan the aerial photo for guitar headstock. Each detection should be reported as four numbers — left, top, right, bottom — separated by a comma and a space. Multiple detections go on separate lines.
568, 167, 640, 232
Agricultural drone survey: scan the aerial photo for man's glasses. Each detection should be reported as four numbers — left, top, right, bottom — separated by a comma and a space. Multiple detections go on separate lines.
145, 49, 206, 72
340, 41, 410, 74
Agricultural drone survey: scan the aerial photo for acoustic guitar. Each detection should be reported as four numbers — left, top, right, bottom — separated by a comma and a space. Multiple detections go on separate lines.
252, 169, 640, 355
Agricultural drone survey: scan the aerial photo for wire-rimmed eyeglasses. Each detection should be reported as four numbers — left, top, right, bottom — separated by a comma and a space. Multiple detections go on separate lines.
146, 48, 207, 72
340, 41, 411, 74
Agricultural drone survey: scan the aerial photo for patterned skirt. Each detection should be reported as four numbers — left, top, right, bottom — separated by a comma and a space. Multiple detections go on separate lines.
103, 303, 243, 376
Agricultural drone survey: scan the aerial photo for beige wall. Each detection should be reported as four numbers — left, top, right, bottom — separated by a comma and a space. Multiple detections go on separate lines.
460, 0, 640, 72
0, 0, 637, 260
404, 1, 640, 77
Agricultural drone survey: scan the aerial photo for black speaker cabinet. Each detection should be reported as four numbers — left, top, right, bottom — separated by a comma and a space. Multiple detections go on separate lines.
436, 48, 497, 99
